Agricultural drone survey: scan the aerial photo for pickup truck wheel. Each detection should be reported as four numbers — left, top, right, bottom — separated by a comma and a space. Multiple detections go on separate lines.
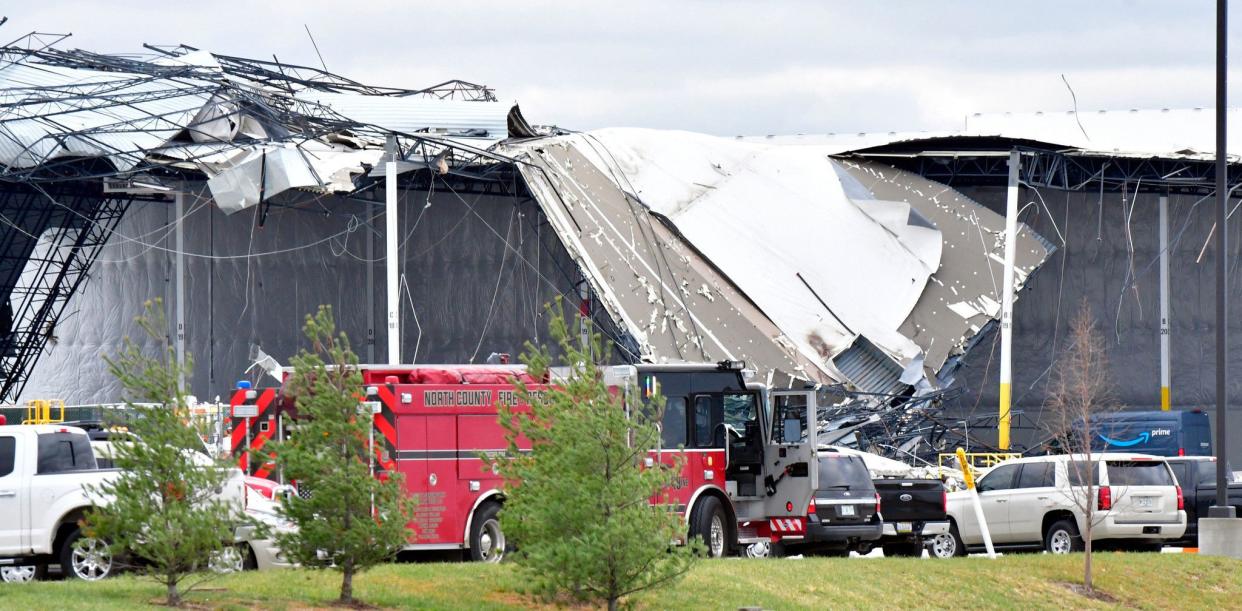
468, 501, 507, 563
208, 544, 246, 573
61, 528, 113, 581
689, 496, 728, 558
882, 542, 924, 558
1044, 520, 1083, 555
242, 544, 259, 570
0, 563, 46, 583
930, 525, 965, 559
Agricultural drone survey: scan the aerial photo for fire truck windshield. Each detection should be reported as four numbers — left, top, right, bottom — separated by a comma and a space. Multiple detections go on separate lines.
657, 392, 758, 450
723, 393, 757, 430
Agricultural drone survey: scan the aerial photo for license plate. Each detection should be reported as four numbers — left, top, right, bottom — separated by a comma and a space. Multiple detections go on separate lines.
1135, 496, 1154, 509
897, 522, 912, 533
839, 505, 856, 516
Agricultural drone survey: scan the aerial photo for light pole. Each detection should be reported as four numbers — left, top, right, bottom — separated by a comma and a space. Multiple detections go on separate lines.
1210, 0, 1235, 520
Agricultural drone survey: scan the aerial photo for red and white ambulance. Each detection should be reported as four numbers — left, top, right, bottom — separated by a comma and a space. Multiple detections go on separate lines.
230, 360, 820, 561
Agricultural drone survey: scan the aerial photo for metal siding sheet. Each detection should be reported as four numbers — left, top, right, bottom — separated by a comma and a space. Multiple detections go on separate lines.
835, 159, 1053, 377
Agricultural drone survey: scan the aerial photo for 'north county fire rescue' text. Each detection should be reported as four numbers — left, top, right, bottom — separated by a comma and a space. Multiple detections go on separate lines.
422, 389, 545, 407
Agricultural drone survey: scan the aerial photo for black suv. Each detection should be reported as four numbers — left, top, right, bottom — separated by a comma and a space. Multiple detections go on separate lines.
781, 450, 882, 556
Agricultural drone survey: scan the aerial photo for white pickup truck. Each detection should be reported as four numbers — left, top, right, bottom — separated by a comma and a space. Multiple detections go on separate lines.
0, 424, 119, 582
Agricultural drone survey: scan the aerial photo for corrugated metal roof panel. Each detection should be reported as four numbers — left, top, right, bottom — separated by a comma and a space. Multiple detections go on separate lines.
833, 335, 907, 396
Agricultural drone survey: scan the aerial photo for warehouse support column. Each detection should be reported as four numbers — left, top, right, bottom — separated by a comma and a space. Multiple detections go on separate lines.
385, 136, 400, 365
1159, 194, 1171, 410
366, 207, 376, 364
998, 150, 1019, 451
175, 189, 186, 393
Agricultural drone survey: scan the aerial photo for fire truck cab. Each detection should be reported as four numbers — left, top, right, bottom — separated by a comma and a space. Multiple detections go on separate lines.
612, 362, 821, 557
233, 360, 820, 561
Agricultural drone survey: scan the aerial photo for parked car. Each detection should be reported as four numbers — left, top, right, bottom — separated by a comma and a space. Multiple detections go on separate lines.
243, 475, 286, 501
0, 424, 118, 583
211, 486, 297, 572
748, 450, 881, 557
1164, 456, 1242, 546
90, 427, 271, 572
871, 478, 948, 557
930, 453, 1186, 558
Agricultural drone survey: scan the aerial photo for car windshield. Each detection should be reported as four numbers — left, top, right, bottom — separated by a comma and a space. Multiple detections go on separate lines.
1107, 461, 1174, 486
817, 455, 873, 490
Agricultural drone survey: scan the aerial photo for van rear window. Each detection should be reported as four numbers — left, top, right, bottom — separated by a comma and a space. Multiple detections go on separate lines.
1107, 461, 1174, 486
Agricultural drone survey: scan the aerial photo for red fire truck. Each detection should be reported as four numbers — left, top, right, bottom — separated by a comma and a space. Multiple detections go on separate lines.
230, 360, 820, 561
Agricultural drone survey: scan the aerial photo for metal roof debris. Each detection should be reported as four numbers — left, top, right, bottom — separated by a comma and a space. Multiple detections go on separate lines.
0, 32, 512, 212
501, 129, 1054, 397
0, 28, 1062, 459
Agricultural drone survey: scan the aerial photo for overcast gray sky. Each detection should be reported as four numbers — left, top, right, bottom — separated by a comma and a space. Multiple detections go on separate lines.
5, 1, 1241, 136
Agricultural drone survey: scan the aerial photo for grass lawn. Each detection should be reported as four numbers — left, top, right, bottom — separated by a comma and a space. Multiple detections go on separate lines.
0, 552, 1237, 609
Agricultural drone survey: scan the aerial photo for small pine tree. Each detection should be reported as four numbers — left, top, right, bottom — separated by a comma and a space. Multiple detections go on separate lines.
270, 305, 412, 605
85, 299, 243, 607
495, 301, 698, 611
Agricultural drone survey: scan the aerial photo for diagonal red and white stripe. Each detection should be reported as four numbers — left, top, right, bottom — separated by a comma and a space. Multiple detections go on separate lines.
769, 517, 805, 533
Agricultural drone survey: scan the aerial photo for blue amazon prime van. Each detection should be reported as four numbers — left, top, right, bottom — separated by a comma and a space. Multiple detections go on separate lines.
1085, 410, 1212, 457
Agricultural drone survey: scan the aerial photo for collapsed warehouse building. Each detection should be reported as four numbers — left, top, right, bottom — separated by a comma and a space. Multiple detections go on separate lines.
3, 30, 1239, 462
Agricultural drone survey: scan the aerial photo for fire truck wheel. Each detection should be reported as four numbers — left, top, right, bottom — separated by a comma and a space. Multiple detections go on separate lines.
689, 496, 728, 558
744, 541, 784, 559
468, 501, 507, 563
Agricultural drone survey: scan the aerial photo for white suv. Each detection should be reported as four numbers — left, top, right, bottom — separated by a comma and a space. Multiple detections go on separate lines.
930, 453, 1186, 558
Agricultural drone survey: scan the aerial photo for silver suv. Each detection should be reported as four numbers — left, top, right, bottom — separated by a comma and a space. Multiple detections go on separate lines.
931, 453, 1186, 557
